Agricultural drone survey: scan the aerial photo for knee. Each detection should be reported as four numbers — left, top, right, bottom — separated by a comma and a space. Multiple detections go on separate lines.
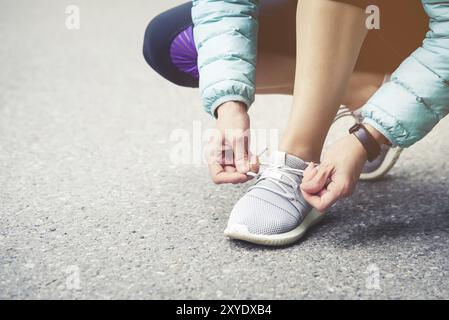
142, 13, 165, 71
142, 6, 198, 88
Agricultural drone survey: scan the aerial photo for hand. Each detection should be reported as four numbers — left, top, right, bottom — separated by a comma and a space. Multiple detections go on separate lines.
300, 134, 367, 212
206, 101, 259, 184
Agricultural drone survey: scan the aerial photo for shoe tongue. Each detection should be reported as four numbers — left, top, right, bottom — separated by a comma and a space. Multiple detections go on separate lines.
249, 151, 308, 211
252, 151, 307, 193
270, 151, 308, 171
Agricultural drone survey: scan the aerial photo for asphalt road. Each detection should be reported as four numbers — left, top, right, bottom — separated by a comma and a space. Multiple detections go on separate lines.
1, 0, 448, 299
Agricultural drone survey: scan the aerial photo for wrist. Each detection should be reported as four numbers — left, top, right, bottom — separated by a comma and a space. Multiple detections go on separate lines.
349, 134, 368, 162
349, 123, 382, 162
364, 123, 389, 146
216, 101, 247, 118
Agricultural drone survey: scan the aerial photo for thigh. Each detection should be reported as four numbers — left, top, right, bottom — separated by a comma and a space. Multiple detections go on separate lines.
345, 0, 428, 73
255, 0, 297, 92
258, 0, 297, 55
257, 0, 428, 77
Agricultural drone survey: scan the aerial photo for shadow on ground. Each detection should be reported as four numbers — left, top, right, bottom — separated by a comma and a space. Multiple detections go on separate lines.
229, 174, 449, 251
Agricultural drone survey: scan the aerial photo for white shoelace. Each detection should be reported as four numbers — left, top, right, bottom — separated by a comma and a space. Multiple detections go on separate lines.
243, 103, 370, 201
247, 165, 306, 202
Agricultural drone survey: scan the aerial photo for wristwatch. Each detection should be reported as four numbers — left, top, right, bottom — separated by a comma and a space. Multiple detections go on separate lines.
349, 123, 381, 162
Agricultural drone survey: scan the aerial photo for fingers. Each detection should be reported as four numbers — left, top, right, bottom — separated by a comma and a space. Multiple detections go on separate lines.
224, 129, 256, 174
303, 162, 318, 183
205, 130, 225, 164
208, 162, 250, 184
302, 181, 340, 212
300, 163, 334, 194
206, 138, 250, 185
302, 178, 355, 212
248, 152, 260, 174
301, 162, 351, 212
232, 132, 250, 174
205, 125, 258, 184
209, 151, 258, 184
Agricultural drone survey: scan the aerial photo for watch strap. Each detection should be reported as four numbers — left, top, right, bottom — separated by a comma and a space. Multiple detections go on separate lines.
349, 123, 381, 162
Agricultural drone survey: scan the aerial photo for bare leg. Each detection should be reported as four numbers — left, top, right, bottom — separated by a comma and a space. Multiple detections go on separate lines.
274, 0, 368, 162
255, 52, 384, 111
255, 53, 295, 95
344, 71, 384, 111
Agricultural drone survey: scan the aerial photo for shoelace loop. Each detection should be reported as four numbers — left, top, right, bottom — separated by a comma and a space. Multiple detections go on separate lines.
247, 164, 306, 202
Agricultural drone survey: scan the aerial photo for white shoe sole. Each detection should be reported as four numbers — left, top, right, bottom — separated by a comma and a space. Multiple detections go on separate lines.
359, 147, 403, 181
223, 208, 324, 247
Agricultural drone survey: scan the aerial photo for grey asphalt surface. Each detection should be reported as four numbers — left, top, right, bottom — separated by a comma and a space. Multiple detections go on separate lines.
1, 0, 449, 300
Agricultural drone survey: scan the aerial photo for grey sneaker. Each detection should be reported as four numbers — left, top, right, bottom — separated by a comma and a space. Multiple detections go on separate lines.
224, 151, 324, 246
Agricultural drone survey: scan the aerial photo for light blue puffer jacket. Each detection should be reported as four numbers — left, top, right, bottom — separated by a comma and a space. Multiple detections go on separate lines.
191, 0, 259, 117
192, 0, 449, 148
362, 0, 449, 147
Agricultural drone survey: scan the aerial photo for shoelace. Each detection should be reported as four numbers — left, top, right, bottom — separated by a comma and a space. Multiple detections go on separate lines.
244, 105, 359, 202
247, 164, 306, 202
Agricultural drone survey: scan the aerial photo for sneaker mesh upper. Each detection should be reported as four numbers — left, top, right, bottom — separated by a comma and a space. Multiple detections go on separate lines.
227, 151, 312, 235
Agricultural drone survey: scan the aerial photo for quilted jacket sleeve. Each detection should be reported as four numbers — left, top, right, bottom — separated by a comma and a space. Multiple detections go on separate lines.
191, 0, 259, 117
362, 0, 449, 147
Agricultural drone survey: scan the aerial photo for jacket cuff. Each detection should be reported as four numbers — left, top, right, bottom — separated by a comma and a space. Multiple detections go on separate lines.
209, 95, 252, 118
361, 104, 410, 148
362, 118, 397, 147
201, 80, 255, 117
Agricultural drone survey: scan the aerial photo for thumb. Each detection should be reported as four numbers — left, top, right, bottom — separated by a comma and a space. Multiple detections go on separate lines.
303, 162, 318, 183
301, 164, 333, 194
